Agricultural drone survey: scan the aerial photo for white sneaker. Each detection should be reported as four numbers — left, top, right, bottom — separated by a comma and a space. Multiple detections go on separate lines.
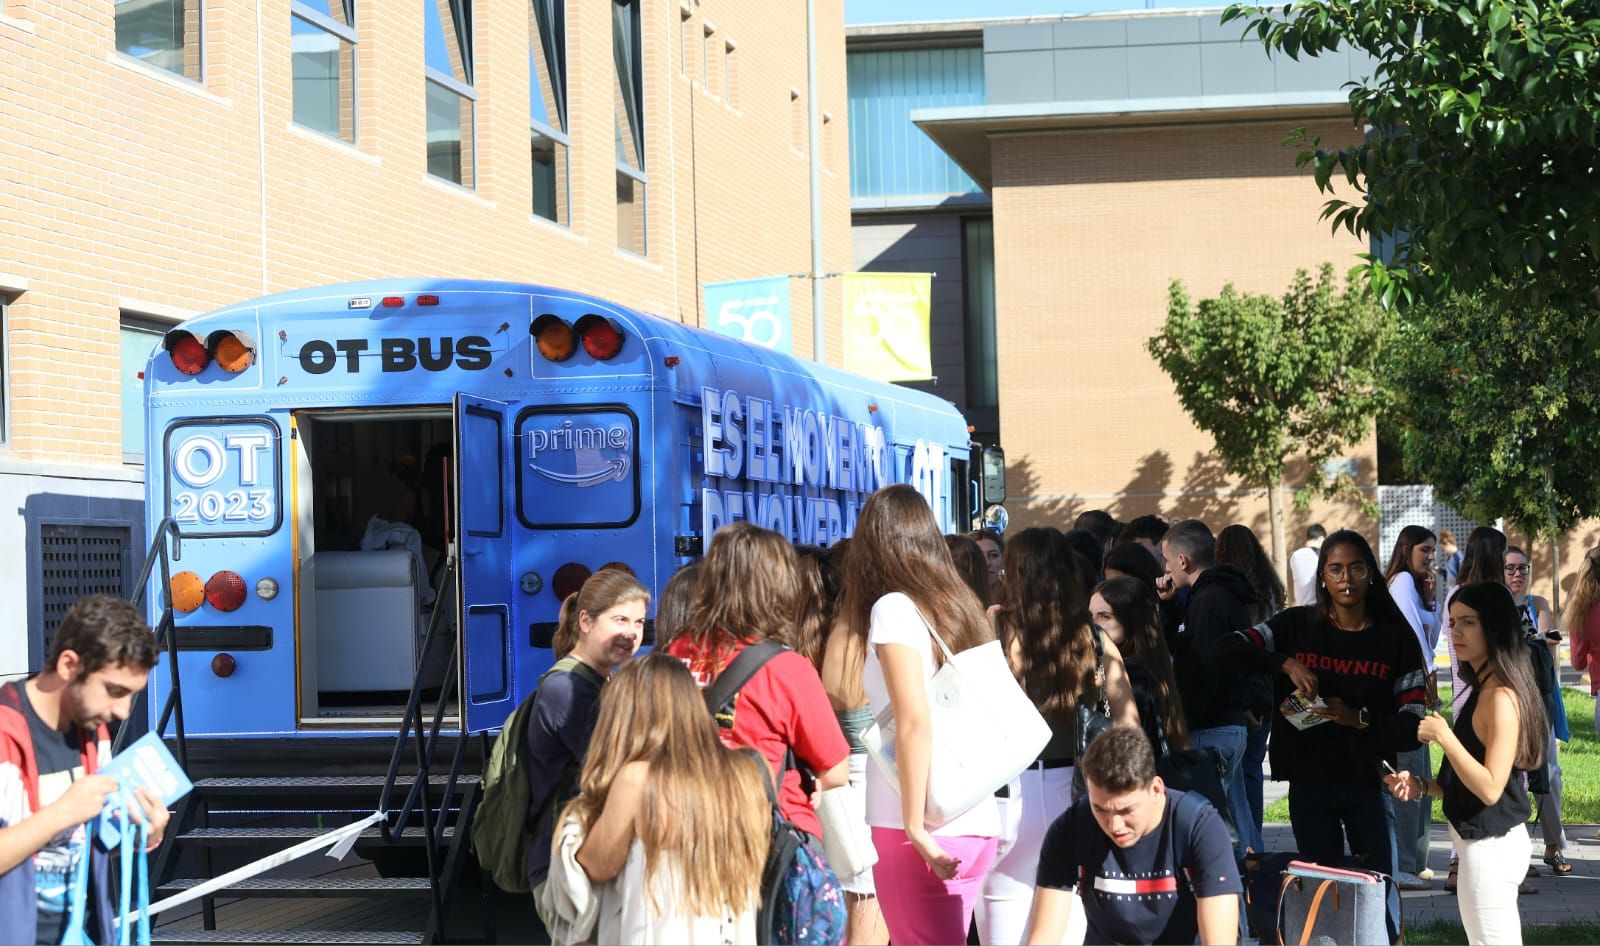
1417, 868, 1436, 881
1396, 871, 1431, 891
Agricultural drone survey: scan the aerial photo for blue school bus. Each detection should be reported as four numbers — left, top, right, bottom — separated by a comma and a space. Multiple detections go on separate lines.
141, 279, 1005, 740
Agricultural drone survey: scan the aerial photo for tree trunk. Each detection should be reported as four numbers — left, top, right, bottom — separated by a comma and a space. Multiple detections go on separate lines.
1266, 478, 1288, 592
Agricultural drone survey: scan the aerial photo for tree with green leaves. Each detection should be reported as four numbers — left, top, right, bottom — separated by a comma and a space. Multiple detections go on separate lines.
1387, 287, 1600, 541
1222, 0, 1600, 317
1148, 265, 1388, 572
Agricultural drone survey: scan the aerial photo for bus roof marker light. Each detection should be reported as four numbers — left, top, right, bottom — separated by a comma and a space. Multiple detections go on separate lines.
575, 314, 624, 360
416, 294, 440, 306
209, 330, 256, 372
531, 314, 577, 361
165, 331, 209, 375
381, 296, 406, 308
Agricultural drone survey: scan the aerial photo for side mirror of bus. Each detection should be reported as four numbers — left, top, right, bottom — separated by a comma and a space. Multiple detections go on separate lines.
981, 445, 1006, 506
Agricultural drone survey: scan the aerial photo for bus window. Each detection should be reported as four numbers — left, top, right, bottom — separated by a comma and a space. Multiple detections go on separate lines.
516, 405, 640, 529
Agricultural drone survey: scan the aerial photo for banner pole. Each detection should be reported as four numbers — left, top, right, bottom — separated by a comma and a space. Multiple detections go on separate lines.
806, 0, 825, 364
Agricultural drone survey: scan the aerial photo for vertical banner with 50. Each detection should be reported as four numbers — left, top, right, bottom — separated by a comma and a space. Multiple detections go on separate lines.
843, 272, 933, 382
703, 276, 793, 354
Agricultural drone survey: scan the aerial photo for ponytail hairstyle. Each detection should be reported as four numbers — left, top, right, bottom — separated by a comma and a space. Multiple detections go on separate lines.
1452, 581, 1547, 771
552, 567, 651, 659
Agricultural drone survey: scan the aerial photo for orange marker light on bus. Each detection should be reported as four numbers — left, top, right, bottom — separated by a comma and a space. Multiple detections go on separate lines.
211, 332, 255, 372
170, 571, 205, 613
531, 314, 577, 362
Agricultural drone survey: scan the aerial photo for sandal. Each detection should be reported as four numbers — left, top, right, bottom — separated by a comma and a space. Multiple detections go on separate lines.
1445, 862, 1458, 894
1544, 852, 1574, 876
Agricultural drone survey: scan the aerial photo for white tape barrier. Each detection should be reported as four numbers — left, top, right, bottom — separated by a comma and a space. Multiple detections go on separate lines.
130, 811, 387, 921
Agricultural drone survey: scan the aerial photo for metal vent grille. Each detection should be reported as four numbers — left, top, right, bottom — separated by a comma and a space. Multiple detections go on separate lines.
39, 524, 132, 647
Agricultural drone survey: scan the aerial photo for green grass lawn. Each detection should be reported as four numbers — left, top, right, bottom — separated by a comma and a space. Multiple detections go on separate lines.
1406, 920, 1600, 945
1263, 687, 1600, 825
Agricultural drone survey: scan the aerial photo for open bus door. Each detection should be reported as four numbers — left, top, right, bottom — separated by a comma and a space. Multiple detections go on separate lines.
453, 392, 518, 734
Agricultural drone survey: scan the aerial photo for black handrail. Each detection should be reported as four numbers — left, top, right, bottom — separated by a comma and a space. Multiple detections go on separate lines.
116, 518, 189, 769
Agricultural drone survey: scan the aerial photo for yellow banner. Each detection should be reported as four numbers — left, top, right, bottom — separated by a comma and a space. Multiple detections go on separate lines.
842, 272, 933, 381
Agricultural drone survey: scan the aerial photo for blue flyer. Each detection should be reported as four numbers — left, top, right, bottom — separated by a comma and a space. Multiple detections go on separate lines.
96, 732, 193, 848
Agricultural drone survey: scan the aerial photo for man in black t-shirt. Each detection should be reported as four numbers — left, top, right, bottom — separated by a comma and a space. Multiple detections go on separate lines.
1025, 726, 1240, 946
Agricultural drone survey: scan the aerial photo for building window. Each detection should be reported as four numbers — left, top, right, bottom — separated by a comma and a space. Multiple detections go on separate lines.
962, 217, 998, 410
724, 39, 737, 108
292, 0, 356, 142
529, 0, 568, 223
425, 0, 475, 187
678, 5, 692, 79
612, 0, 645, 255
0, 296, 8, 446
120, 317, 167, 462
701, 24, 716, 96
115, 0, 203, 81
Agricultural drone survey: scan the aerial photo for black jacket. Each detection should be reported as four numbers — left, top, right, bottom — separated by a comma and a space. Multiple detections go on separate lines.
1171, 565, 1259, 730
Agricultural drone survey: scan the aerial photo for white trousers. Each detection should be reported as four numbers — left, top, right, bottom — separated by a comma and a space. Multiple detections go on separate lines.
974, 765, 1084, 946
1451, 822, 1531, 946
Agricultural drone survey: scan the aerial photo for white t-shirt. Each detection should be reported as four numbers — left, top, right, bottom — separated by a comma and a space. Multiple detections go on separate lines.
1389, 570, 1440, 661
1289, 545, 1321, 607
862, 591, 1001, 837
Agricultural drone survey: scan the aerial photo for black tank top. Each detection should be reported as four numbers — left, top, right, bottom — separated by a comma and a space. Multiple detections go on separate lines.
1438, 688, 1530, 839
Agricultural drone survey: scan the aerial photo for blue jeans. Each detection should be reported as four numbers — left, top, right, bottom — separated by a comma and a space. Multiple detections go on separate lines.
1190, 724, 1251, 860
1288, 782, 1401, 945
1241, 723, 1269, 853
1392, 745, 1432, 874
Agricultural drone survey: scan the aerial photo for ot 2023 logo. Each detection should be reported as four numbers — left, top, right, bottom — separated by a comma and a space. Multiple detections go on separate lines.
165, 421, 281, 535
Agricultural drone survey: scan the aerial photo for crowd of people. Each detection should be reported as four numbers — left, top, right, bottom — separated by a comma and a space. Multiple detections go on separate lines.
5, 490, 1600, 946
504, 485, 1600, 946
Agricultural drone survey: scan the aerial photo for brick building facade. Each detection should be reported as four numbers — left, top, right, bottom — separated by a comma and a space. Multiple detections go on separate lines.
0, 0, 850, 673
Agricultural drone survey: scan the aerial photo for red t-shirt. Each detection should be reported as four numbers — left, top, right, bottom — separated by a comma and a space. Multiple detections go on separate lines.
664, 637, 849, 838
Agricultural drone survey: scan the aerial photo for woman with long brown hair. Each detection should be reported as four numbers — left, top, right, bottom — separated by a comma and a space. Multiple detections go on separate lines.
1564, 548, 1600, 734
1387, 582, 1548, 945
663, 522, 850, 840
1090, 576, 1189, 754
1449, 527, 1507, 717
976, 528, 1136, 946
839, 484, 999, 946
555, 653, 771, 944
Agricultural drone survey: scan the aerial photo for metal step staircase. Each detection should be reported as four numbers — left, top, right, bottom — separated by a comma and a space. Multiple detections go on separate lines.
122, 528, 490, 944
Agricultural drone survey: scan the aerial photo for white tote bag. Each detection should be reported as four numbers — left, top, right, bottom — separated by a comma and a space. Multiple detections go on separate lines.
861, 606, 1052, 828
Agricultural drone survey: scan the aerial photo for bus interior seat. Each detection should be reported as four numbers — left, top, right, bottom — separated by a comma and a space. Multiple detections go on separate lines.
313, 549, 424, 693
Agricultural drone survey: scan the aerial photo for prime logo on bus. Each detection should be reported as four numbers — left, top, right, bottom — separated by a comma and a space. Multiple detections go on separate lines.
524, 421, 631, 486
296, 336, 493, 374
164, 421, 281, 536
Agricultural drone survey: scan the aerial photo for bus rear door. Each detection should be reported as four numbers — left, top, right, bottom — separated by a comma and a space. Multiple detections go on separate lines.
453, 392, 518, 734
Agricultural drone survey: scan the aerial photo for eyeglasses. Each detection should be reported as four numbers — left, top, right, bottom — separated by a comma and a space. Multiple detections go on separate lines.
1504, 564, 1532, 576
1323, 562, 1370, 581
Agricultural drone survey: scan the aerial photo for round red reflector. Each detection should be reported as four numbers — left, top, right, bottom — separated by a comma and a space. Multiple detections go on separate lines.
551, 563, 592, 602
532, 315, 577, 361
170, 335, 209, 375
205, 570, 247, 612
577, 315, 623, 360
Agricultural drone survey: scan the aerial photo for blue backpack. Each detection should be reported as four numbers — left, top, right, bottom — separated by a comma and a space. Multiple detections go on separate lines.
706, 643, 846, 946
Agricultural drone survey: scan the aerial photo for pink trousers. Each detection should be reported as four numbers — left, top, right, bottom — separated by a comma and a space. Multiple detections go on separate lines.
871, 827, 998, 946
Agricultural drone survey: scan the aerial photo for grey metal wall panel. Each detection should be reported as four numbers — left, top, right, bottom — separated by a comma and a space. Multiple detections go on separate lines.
986, 22, 1055, 53
1275, 47, 1358, 93
1127, 44, 1201, 99
1199, 40, 1278, 96
1127, 15, 1201, 47
1054, 47, 1130, 101
1053, 17, 1128, 49
1197, 14, 1255, 44
987, 50, 1056, 105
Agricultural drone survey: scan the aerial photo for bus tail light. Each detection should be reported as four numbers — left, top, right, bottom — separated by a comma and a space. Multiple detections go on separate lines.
576, 314, 624, 360
532, 314, 577, 362
205, 570, 247, 612
170, 571, 205, 613
209, 330, 257, 372
165, 331, 209, 375
551, 562, 592, 601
